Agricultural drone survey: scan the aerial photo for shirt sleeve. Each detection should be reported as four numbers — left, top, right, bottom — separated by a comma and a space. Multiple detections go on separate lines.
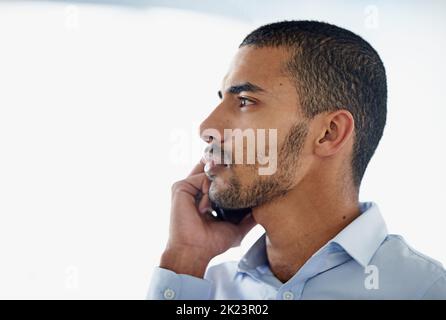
421, 274, 446, 300
146, 267, 213, 300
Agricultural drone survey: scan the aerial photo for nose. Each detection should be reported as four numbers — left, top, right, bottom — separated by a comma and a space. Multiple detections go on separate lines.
199, 104, 228, 145
200, 128, 215, 145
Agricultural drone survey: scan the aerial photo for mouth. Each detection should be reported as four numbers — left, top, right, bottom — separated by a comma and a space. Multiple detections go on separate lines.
203, 158, 231, 178
203, 146, 232, 178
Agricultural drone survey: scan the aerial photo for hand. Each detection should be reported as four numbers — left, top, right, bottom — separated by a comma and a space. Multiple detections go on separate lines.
160, 160, 257, 278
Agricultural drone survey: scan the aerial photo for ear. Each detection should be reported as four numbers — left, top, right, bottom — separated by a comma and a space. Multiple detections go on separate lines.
314, 110, 355, 157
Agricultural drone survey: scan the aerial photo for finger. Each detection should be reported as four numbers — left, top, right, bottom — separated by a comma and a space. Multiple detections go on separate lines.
202, 175, 211, 193
198, 193, 212, 214
172, 173, 207, 199
187, 160, 205, 177
182, 173, 209, 194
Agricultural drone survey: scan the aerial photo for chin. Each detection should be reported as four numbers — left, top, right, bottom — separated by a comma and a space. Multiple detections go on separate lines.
209, 176, 229, 196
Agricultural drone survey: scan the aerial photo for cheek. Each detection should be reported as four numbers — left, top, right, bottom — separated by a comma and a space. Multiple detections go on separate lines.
231, 164, 259, 183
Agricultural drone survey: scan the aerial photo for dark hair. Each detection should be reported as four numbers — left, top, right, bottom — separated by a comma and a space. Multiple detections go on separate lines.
240, 20, 387, 188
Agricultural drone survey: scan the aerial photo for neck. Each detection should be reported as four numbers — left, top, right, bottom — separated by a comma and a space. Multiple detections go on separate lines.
252, 172, 360, 283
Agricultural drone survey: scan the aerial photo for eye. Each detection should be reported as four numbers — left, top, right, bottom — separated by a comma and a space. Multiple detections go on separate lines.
238, 96, 255, 108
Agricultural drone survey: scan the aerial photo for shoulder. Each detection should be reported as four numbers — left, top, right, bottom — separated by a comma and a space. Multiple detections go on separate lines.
371, 234, 446, 298
377, 234, 444, 273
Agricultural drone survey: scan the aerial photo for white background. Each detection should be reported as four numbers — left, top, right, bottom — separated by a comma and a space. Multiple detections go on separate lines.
0, 0, 445, 299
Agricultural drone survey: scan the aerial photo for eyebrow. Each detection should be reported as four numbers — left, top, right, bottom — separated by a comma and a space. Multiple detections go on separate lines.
218, 82, 266, 99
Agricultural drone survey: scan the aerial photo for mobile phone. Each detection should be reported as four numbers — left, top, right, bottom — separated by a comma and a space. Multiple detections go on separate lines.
210, 201, 251, 224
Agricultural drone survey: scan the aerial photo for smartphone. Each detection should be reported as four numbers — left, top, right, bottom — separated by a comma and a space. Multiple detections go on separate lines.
210, 201, 251, 225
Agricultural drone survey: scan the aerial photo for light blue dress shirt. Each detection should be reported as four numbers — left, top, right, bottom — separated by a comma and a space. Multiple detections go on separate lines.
148, 202, 446, 299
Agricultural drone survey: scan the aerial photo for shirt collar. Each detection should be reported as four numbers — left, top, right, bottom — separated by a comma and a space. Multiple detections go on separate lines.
330, 201, 388, 267
238, 232, 268, 271
237, 201, 388, 273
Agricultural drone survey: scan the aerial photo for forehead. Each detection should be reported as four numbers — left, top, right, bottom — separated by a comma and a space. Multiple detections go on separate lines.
222, 46, 293, 92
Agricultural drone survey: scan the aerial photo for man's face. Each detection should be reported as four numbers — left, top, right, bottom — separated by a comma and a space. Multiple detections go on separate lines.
200, 46, 310, 210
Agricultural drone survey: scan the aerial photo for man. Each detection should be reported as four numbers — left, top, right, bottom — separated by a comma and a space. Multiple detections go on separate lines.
148, 20, 446, 299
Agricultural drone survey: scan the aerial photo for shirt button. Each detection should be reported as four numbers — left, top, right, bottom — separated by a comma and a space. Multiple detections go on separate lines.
282, 291, 294, 300
163, 288, 176, 300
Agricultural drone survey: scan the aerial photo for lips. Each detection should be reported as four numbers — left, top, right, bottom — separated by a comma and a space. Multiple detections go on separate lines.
203, 152, 231, 178
203, 145, 231, 178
